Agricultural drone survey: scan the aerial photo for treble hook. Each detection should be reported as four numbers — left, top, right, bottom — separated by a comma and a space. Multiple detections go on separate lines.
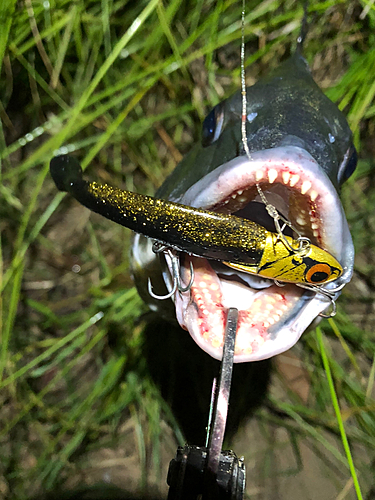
296, 281, 346, 318
147, 244, 194, 300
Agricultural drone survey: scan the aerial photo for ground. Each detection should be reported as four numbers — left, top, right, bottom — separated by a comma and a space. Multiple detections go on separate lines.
0, 1, 375, 499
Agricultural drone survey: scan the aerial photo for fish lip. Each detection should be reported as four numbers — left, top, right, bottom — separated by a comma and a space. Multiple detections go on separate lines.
165, 146, 354, 362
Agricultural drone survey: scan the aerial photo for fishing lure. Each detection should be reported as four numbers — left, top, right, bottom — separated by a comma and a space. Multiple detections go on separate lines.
50, 155, 342, 286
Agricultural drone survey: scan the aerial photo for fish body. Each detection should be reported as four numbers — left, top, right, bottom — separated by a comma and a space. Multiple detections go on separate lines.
132, 51, 356, 362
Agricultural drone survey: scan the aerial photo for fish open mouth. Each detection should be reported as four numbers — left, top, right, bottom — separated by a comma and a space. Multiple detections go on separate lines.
165, 146, 354, 362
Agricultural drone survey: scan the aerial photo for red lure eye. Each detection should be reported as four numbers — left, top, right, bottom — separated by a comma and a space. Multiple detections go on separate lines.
306, 263, 332, 284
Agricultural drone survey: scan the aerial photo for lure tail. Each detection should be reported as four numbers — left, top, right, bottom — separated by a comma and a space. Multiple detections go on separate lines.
50, 155, 83, 192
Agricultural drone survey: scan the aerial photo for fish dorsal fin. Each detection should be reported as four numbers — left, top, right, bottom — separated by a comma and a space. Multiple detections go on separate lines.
296, 1, 309, 55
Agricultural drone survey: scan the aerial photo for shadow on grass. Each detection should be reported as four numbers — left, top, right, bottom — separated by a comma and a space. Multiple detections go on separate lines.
37, 485, 162, 500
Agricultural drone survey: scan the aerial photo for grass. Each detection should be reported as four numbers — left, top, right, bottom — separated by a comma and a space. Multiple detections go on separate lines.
1, 0, 375, 498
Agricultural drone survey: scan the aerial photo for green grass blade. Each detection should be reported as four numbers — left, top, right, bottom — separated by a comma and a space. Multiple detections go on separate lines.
316, 327, 364, 500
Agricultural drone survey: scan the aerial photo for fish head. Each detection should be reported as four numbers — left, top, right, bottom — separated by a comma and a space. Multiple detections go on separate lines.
131, 53, 356, 362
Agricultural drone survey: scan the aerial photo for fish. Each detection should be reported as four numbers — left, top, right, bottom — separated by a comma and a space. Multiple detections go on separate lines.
50, 154, 343, 288
131, 23, 357, 363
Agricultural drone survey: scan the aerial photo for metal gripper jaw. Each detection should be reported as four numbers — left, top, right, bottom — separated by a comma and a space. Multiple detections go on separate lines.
166, 308, 246, 499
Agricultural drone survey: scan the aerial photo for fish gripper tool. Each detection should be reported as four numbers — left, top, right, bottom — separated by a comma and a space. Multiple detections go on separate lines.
166, 308, 246, 499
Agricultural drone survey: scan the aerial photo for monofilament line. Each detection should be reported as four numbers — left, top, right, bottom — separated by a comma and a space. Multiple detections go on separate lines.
240, 1, 311, 255
241, 0, 252, 161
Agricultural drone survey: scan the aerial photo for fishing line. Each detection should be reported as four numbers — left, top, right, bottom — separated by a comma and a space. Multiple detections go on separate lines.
149, 1, 333, 303
240, 2, 338, 310
240, 1, 252, 162
240, 0, 311, 255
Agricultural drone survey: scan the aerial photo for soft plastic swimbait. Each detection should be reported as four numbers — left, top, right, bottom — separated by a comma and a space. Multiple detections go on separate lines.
50, 154, 342, 286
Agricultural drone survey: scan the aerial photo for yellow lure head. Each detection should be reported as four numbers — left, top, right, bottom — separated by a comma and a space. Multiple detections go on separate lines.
224, 233, 343, 285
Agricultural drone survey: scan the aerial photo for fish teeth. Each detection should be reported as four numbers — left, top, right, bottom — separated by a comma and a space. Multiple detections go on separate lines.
310, 190, 318, 201
256, 170, 263, 181
281, 172, 319, 204
229, 191, 247, 202
268, 169, 278, 183
211, 338, 221, 348
301, 180, 312, 195
218, 170, 318, 224
282, 172, 290, 184
289, 174, 300, 187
